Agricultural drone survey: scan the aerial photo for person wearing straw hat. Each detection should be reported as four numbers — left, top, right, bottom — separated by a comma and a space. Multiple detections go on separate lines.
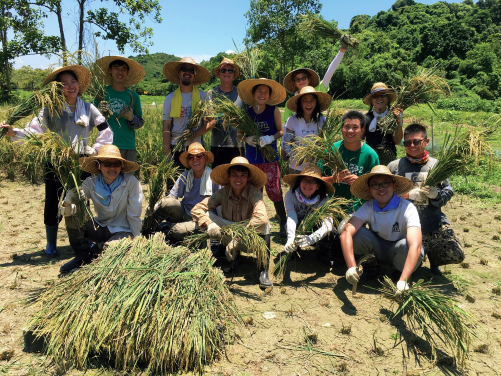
147, 142, 220, 242
282, 86, 332, 174
162, 57, 211, 170
0, 65, 113, 258
362, 82, 404, 165
191, 156, 272, 288
340, 165, 424, 292
282, 164, 336, 255
94, 56, 146, 162
59, 145, 142, 273
236, 77, 288, 237
388, 123, 465, 275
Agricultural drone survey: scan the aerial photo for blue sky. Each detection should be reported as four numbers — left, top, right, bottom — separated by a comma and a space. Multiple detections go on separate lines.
14, 0, 463, 69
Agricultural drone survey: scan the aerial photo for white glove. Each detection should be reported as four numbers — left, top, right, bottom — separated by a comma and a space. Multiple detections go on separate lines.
396, 280, 409, 295
259, 135, 275, 147
245, 136, 258, 147
207, 222, 222, 240
225, 239, 239, 262
345, 266, 362, 285
144, 206, 155, 217
296, 234, 316, 248
64, 187, 84, 205
408, 187, 426, 202
60, 204, 77, 217
84, 145, 97, 156
421, 185, 439, 199
297, 218, 332, 248
284, 239, 297, 254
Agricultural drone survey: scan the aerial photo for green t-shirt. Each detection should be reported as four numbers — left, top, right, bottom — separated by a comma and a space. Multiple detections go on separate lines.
96, 86, 143, 150
283, 82, 327, 123
318, 140, 380, 212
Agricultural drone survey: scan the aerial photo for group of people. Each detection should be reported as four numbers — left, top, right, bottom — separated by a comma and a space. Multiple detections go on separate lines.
0, 38, 465, 291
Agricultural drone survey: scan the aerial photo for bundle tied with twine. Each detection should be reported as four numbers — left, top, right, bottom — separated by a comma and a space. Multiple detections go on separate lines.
299, 12, 359, 48
378, 67, 451, 134
27, 233, 241, 374
273, 196, 351, 278
379, 276, 477, 369
183, 221, 269, 269
214, 98, 278, 162
1, 82, 66, 140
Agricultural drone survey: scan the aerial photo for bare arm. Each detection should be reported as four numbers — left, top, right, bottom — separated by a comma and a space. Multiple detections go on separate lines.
339, 216, 365, 269
273, 107, 283, 139
400, 226, 422, 282
162, 119, 172, 155
392, 124, 403, 145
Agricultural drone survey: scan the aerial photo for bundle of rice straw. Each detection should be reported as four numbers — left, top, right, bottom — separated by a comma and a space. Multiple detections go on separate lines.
379, 276, 477, 369
233, 39, 261, 80
378, 68, 450, 134
0, 82, 66, 140
319, 103, 345, 137
299, 12, 359, 48
273, 196, 350, 278
214, 99, 278, 162
27, 233, 241, 374
183, 221, 269, 268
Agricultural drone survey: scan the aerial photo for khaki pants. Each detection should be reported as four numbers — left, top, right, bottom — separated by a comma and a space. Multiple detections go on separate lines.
155, 196, 197, 242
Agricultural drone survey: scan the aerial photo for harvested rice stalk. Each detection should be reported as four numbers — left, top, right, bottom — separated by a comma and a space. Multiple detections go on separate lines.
299, 12, 359, 48
81, 44, 107, 103
290, 131, 345, 173
379, 276, 477, 369
457, 124, 496, 170
319, 103, 344, 137
233, 39, 261, 80
183, 221, 269, 268
27, 233, 241, 374
273, 196, 350, 278
378, 68, 450, 134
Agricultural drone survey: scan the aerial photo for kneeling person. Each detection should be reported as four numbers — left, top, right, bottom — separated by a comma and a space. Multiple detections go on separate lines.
340, 165, 424, 293
191, 157, 272, 289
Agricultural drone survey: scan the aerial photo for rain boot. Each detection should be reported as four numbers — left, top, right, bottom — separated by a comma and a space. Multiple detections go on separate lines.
60, 216, 92, 273
273, 201, 287, 238
258, 234, 273, 289
44, 225, 58, 257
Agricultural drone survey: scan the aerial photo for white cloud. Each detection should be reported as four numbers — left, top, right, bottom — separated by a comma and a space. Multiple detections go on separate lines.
13, 55, 57, 69
225, 49, 236, 54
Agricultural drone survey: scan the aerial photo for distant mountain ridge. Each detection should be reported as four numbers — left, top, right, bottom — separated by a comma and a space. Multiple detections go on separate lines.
129, 53, 180, 81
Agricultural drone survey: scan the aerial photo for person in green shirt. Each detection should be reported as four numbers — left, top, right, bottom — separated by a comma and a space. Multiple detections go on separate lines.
95, 56, 145, 162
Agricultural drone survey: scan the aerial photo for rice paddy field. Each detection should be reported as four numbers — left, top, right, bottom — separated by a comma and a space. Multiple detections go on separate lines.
1, 99, 501, 375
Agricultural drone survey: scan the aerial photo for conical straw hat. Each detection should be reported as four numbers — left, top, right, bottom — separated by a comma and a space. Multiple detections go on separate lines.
162, 57, 211, 86
286, 86, 332, 113
363, 82, 396, 106
210, 156, 267, 189
237, 78, 286, 106
282, 164, 335, 195
283, 68, 320, 94
80, 145, 140, 174
213, 57, 241, 79
42, 65, 91, 95
350, 165, 413, 201
179, 142, 214, 168
95, 56, 145, 86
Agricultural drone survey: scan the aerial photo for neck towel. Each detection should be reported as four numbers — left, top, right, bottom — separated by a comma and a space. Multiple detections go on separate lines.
373, 193, 400, 213
95, 173, 124, 206
64, 97, 89, 128
295, 188, 321, 206
406, 150, 429, 164
185, 166, 213, 196
369, 109, 388, 132
170, 86, 200, 118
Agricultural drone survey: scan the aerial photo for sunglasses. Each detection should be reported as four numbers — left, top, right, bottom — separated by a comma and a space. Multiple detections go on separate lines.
188, 154, 204, 161
369, 181, 394, 190
294, 75, 308, 83
99, 160, 122, 168
403, 139, 425, 147
220, 68, 234, 74
179, 66, 195, 74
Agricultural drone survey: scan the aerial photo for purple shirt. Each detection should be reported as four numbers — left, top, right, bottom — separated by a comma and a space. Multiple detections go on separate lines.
245, 105, 278, 164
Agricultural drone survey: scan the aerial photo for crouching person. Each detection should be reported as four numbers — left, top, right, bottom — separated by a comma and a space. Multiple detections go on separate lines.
191, 157, 272, 289
340, 165, 424, 293
147, 143, 219, 242
60, 145, 142, 273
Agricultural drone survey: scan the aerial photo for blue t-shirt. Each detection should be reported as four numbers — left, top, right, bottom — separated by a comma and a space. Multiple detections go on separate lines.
169, 171, 220, 216
245, 105, 278, 164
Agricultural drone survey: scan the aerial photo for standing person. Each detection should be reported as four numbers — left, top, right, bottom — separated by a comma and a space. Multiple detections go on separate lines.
236, 78, 288, 237
282, 86, 332, 174
388, 123, 465, 275
0, 65, 113, 257
162, 57, 211, 170
95, 56, 145, 162
362, 82, 404, 165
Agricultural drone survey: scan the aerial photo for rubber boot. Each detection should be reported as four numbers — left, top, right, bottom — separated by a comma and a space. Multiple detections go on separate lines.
273, 201, 287, 238
258, 234, 273, 289
44, 225, 58, 257
429, 263, 442, 276
60, 216, 92, 273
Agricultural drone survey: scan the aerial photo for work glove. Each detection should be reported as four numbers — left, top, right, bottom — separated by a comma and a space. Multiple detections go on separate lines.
119, 105, 134, 122
144, 206, 155, 218
296, 234, 318, 248
420, 185, 439, 199
98, 101, 113, 118
84, 145, 97, 157
225, 239, 239, 262
408, 187, 427, 202
392, 107, 404, 125
207, 222, 222, 240
64, 187, 84, 205
395, 280, 410, 295
297, 218, 332, 248
284, 239, 297, 254
245, 136, 258, 148
345, 266, 363, 285
182, 128, 197, 141
60, 203, 77, 217
340, 34, 349, 50
259, 135, 275, 147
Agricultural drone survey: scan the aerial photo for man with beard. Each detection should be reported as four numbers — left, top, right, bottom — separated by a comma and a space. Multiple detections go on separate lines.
162, 57, 211, 170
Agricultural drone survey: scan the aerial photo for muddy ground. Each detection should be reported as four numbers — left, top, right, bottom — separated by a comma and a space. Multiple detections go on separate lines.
1, 175, 501, 375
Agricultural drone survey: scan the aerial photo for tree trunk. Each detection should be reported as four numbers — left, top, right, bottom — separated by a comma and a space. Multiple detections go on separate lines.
55, 3, 68, 65
77, 0, 85, 63
1, 5, 11, 93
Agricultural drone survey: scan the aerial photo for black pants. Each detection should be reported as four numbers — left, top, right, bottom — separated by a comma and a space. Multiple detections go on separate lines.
210, 147, 245, 169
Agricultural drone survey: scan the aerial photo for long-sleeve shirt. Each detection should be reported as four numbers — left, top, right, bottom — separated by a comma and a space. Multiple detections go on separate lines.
82, 173, 143, 237
191, 185, 268, 232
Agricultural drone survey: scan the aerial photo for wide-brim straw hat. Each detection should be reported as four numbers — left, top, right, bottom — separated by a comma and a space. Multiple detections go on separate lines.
363, 82, 397, 106
213, 57, 241, 79
286, 86, 332, 113
350, 165, 414, 201
42, 65, 91, 95
162, 57, 211, 86
80, 145, 140, 174
179, 142, 214, 169
237, 78, 287, 106
210, 156, 267, 189
283, 68, 321, 94
95, 56, 145, 86
283, 164, 335, 195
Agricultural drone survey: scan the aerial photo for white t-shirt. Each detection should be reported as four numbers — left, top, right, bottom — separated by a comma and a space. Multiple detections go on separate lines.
162, 89, 207, 145
284, 115, 325, 171
353, 197, 421, 242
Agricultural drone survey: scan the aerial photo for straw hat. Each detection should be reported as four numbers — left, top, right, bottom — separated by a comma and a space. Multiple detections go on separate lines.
283, 164, 335, 195
80, 145, 140, 174
283, 68, 320, 94
363, 82, 397, 106
162, 57, 211, 86
42, 65, 91, 95
179, 142, 214, 168
95, 56, 145, 86
350, 165, 414, 201
213, 57, 241, 79
210, 156, 267, 189
286, 86, 332, 113
237, 78, 287, 106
